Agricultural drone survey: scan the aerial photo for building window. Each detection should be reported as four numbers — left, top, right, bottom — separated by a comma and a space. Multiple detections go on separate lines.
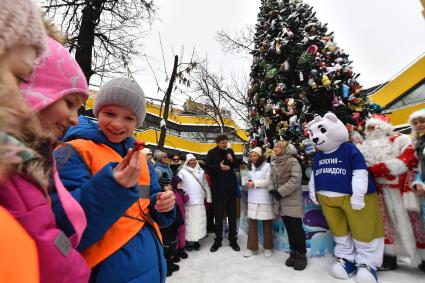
388, 80, 425, 110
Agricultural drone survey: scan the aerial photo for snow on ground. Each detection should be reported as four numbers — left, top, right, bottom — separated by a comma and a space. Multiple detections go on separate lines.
167, 232, 424, 283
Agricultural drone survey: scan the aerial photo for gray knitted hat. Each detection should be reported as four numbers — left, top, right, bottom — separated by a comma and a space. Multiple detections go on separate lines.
154, 150, 166, 161
94, 78, 146, 127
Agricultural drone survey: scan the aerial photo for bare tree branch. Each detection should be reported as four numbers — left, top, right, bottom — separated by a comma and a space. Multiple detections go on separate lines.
216, 25, 255, 54
42, 0, 156, 84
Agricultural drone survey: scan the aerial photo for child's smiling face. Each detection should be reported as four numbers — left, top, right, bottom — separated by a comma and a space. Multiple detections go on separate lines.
98, 104, 138, 143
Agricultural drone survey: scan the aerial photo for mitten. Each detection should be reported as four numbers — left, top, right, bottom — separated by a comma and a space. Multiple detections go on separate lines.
269, 190, 282, 200
368, 163, 389, 178
350, 194, 365, 210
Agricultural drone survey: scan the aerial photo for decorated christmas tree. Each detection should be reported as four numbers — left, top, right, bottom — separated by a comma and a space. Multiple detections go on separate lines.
247, 0, 377, 183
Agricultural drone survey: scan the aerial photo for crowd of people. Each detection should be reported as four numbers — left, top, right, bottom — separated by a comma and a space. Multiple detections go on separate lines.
0, 1, 424, 283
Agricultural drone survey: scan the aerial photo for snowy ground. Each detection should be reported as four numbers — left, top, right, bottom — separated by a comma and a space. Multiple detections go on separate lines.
167, 232, 423, 283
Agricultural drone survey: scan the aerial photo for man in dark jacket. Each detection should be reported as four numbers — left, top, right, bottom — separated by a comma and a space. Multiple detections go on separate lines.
206, 135, 240, 252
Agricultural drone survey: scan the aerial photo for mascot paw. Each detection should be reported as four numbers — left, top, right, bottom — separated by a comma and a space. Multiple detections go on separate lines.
350, 195, 365, 210
330, 258, 357, 279
356, 264, 377, 283
309, 192, 319, 205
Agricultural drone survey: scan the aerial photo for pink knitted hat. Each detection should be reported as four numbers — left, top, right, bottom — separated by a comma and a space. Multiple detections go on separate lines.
20, 37, 89, 112
0, 0, 46, 57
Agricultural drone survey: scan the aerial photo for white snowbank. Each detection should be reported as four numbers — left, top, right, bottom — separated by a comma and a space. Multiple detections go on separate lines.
167, 232, 423, 283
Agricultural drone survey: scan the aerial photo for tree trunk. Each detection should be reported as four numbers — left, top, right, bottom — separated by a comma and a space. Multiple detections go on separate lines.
157, 55, 178, 150
75, 0, 103, 83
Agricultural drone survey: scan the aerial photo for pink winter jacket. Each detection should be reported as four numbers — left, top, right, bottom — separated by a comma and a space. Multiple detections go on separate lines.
175, 189, 189, 249
0, 173, 90, 283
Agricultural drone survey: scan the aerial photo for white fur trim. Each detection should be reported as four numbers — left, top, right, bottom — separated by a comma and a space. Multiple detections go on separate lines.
366, 118, 393, 132
408, 109, 425, 124
402, 191, 420, 212
383, 189, 421, 265
384, 159, 407, 176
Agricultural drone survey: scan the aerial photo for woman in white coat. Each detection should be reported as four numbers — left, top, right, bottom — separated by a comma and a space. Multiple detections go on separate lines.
244, 147, 274, 258
178, 154, 212, 250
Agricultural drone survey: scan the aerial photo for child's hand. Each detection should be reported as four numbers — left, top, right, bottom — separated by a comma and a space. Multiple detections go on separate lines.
113, 149, 141, 188
177, 183, 183, 190
155, 190, 175, 212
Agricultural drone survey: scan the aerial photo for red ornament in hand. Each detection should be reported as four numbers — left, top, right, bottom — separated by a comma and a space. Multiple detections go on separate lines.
134, 140, 145, 151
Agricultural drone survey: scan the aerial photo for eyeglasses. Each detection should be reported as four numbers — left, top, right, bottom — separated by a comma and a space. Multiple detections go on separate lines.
172, 158, 180, 161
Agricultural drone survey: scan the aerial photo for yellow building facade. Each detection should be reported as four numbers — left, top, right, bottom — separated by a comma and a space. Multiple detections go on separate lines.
368, 54, 425, 131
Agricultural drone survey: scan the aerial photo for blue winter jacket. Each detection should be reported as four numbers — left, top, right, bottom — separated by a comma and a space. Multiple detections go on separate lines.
53, 116, 175, 283
154, 161, 174, 179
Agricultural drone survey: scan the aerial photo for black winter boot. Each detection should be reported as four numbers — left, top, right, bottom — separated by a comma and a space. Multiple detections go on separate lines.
185, 242, 193, 252
418, 261, 425, 273
378, 255, 397, 271
168, 260, 180, 272
193, 241, 201, 250
229, 240, 240, 252
285, 251, 296, 267
210, 239, 222, 252
293, 252, 307, 270
178, 248, 188, 259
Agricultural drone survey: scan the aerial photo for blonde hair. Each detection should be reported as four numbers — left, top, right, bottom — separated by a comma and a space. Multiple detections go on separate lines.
275, 140, 289, 150
0, 85, 53, 190
42, 14, 67, 45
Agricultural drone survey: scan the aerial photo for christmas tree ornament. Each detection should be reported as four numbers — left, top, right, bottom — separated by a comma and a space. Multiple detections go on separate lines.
308, 77, 317, 89
281, 60, 290, 71
369, 103, 383, 113
324, 41, 337, 52
301, 139, 316, 154
341, 83, 350, 98
307, 44, 319, 54
266, 67, 278, 78
277, 0, 284, 9
287, 98, 295, 115
322, 74, 331, 87
350, 131, 364, 145
298, 52, 314, 65
276, 121, 289, 136
275, 82, 286, 93
345, 124, 355, 132
332, 95, 344, 108
305, 22, 317, 35
263, 136, 271, 149
250, 106, 257, 118
275, 39, 282, 54
264, 99, 273, 114
310, 69, 319, 78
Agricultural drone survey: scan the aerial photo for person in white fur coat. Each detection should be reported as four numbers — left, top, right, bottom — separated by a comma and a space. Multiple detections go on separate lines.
178, 154, 212, 251
357, 114, 425, 271
243, 147, 273, 259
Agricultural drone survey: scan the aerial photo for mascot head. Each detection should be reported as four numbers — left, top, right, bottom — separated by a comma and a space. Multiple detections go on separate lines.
365, 114, 393, 140
307, 112, 348, 152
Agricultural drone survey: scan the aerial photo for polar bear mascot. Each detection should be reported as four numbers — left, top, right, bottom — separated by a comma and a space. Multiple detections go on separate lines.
307, 112, 384, 283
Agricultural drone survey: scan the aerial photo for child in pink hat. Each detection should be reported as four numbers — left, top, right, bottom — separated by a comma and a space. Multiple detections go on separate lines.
0, 36, 91, 283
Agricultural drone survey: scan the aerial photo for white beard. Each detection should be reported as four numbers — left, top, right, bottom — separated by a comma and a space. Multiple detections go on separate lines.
358, 134, 398, 165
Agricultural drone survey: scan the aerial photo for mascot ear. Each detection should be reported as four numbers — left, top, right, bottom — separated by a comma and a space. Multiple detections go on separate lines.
307, 115, 322, 129
324, 112, 338, 122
